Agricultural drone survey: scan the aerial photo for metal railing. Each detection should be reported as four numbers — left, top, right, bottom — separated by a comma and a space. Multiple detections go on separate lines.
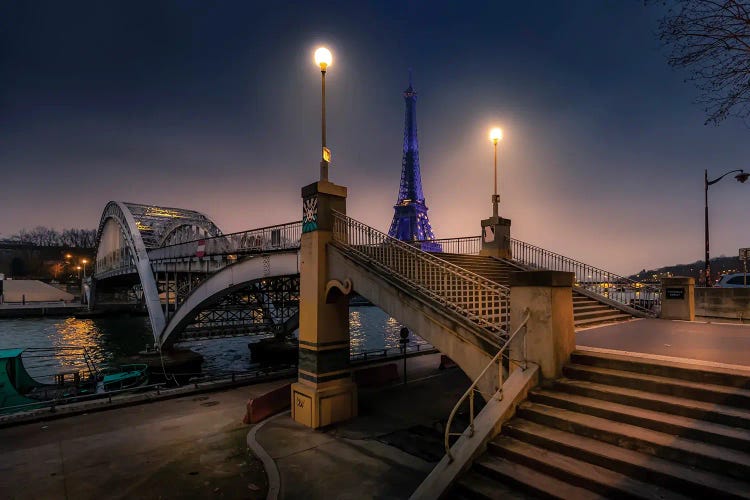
413, 236, 482, 255
147, 221, 302, 261
510, 238, 660, 316
332, 212, 510, 340
96, 247, 135, 276
444, 309, 530, 461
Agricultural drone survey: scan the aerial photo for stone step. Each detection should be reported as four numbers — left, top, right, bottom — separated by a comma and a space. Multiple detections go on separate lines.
563, 363, 750, 408
574, 313, 632, 327
573, 309, 627, 321
528, 388, 750, 451
573, 301, 612, 312
571, 350, 750, 389
454, 469, 537, 499
488, 434, 689, 500
504, 418, 750, 500
517, 401, 750, 480
472, 454, 604, 500
550, 378, 750, 430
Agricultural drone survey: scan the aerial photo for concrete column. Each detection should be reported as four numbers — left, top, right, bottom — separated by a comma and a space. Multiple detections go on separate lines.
291, 180, 357, 429
510, 271, 575, 380
660, 276, 695, 321
480, 216, 511, 259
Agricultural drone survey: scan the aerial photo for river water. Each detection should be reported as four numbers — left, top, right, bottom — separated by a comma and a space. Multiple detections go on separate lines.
0, 307, 419, 379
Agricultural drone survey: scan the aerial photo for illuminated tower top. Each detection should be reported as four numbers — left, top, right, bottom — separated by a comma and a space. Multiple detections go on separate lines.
388, 74, 438, 248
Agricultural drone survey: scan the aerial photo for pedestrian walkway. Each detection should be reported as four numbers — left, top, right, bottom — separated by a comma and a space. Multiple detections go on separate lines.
577, 318, 750, 366
251, 353, 471, 499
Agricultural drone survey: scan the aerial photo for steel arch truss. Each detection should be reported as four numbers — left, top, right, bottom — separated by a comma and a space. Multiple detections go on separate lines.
93, 201, 224, 343
170, 275, 300, 344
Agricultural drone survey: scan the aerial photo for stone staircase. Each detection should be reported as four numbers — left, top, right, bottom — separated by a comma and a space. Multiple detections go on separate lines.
453, 349, 750, 499
435, 253, 632, 328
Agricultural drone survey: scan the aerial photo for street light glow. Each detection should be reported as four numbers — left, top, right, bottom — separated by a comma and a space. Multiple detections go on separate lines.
314, 47, 332, 70
489, 127, 503, 143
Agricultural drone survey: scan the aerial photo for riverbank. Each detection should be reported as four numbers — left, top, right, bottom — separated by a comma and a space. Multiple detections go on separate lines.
0, 302, 84, 318
0, 353, 466, 499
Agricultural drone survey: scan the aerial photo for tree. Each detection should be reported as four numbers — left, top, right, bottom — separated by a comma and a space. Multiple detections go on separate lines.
655, 0, 750, 125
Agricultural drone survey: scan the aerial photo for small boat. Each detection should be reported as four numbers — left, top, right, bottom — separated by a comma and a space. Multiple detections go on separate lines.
99, 364, 149, 392
0, 347, 98, 412
0, 347, 150, 413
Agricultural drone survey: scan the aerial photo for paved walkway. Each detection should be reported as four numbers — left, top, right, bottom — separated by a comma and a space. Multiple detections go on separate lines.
577, 318, 750, 366
0, 380, 288, 499
253, 353, 470, 500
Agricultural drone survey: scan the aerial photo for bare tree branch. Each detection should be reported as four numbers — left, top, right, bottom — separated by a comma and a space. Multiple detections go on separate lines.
653, 0, 750, 124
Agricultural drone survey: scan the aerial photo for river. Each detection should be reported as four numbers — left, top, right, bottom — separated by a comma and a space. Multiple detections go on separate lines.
0, 306, 420, 379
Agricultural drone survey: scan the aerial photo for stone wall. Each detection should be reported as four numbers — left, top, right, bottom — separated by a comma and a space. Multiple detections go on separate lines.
695, 287, 750, 320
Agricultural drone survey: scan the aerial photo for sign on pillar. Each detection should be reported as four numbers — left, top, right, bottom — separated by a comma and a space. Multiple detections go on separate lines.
292, 179, 358, 429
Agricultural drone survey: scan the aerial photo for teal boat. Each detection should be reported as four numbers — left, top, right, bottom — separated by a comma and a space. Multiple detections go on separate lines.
0, 347, 98, 412
100, 364, 149, 392
1, 348, 150, 413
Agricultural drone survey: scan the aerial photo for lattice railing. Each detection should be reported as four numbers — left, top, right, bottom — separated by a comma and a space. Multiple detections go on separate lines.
147, 221, 302, 261
510, 238, 660, 316
332, 212, 510, 341
418, 233, 660, 316
413, 236, 482, 255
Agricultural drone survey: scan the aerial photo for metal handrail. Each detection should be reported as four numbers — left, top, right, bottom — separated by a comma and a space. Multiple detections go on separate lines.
510, 238, 661, 316
443, 309, 530, 462
147, 221, 302, 261
332, 212, 510, 339
417, 233, 660, 316
412, 236, 482, 255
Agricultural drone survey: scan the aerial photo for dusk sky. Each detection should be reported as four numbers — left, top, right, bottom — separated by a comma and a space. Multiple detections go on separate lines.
2, 1, 749, 276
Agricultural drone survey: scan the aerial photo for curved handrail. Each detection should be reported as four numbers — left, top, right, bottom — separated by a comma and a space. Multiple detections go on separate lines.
444, 309, 530, 462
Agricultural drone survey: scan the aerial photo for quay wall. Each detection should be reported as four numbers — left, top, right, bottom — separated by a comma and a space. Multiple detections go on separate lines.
695, 287, 750, 320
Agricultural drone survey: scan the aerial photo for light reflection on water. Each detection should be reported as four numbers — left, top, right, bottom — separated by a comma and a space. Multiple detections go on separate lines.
0, 306, 422, 377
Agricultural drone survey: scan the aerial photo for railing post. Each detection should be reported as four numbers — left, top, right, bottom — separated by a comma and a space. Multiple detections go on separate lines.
509, 271, 575, 380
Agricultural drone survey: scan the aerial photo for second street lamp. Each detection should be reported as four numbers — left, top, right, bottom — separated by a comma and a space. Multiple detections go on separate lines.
314, 47, 333, 182
704, 168, 749, 286
81, 259, 88, 279
489, 127, 503, 218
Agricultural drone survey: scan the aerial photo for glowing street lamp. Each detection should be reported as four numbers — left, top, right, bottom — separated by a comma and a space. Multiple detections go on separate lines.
489, 127, 503, 218
704, 168, 749, 286
76, 265, 82, 280
81, 259, 88, 279
314, 47, 333, 181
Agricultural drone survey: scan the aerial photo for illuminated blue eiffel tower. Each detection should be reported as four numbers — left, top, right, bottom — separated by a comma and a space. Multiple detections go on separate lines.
388, 75, 440, 251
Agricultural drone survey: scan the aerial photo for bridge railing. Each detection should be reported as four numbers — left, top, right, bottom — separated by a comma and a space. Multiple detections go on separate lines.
411, 236, 482, 255
510, 238, 660, 316
147, 221, 302, 261
332, 212, 510, 340
95, 247, 135, 276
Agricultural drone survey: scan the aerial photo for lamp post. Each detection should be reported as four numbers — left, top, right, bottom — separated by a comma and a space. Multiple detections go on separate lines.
81, 259, 88, 279
704, 168, 749, 286
76, 265, 82, 281
314, 47, 332, 182
489, 127, 503, 218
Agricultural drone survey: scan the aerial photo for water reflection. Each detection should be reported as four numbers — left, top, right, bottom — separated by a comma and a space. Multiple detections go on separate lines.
0, 306, 422, 376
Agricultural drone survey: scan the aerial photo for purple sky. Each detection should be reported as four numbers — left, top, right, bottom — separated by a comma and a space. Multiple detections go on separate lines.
1, 1, 749, 276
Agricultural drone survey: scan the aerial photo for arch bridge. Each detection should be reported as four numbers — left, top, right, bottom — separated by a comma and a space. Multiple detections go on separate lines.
91, 201, 301, 348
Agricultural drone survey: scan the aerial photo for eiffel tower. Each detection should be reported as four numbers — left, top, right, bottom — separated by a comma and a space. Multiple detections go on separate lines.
388, 75, 439, 251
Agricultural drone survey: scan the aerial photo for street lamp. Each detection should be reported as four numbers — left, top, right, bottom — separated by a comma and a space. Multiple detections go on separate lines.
704, 168, 749, 286
489, 127, 503, 218
81, 259, 88, 279
314, 47, 332, 181
76, 265, 82, 281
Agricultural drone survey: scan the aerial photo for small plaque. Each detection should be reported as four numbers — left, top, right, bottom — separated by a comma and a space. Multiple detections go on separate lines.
665, 287, 685, 300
